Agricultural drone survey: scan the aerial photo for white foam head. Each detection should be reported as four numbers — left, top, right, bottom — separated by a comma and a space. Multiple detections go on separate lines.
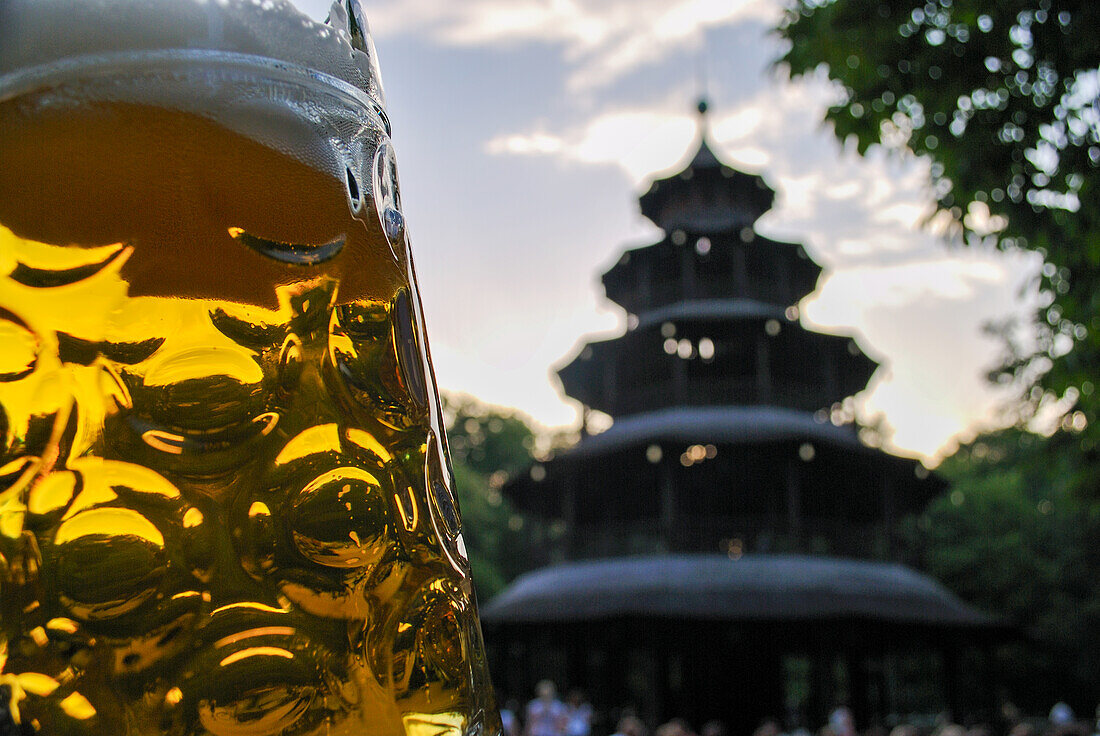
0, 0, 391, 193
0, 0, 385, 111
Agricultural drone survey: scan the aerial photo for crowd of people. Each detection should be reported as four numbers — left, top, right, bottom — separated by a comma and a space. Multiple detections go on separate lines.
500, 681, 595, 736
498, 684, 1100, 736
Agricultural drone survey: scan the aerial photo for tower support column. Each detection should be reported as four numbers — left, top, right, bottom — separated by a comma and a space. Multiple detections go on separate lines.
787, 457, 804, 552
659, 458, 676, 551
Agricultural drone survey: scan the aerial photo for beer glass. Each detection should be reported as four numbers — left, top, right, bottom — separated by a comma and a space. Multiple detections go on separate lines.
0, 0, 499, 733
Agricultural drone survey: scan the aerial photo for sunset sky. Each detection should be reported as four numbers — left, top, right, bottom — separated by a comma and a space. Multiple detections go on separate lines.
297, 0, 1040, 461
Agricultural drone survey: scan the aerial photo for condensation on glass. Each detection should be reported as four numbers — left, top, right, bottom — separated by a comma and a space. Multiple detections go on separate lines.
0, 0, 499, 733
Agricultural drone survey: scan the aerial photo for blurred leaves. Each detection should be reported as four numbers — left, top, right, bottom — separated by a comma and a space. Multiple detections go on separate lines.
777, 0, 1100, 494
778, 4, 1100, 699
903, 428, 1100, 707
443, 393, 539, 601
445, 394, 538, 478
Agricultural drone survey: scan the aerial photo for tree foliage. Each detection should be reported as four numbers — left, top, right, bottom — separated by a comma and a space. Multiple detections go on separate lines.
907, 428, 1100, 710
778, 0, 1100, 492
445, 394, 538, 478
443, 394, 539, 600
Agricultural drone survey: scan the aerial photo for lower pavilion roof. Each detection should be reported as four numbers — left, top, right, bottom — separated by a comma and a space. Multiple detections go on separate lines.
481, 553, 1006, 632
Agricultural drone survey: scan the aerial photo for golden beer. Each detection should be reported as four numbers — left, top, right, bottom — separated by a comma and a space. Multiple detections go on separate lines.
0, 0, 498, 733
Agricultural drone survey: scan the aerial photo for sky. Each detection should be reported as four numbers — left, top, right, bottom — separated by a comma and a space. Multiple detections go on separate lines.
295, 0, 1041, 462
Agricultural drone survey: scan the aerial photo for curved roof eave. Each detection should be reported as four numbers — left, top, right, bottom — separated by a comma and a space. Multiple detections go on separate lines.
561, 405, 867, 459
555, 319, 881, 385
638, 141, 777, 232
634, 299, 788, 328
481, 553, 1008, 632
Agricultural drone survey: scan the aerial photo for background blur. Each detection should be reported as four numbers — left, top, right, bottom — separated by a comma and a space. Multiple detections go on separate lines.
294, 0, 1041, 461
295, 0, 1099, 728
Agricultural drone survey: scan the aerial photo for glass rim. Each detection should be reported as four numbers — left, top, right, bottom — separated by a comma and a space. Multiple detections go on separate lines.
0, 48, 390, 135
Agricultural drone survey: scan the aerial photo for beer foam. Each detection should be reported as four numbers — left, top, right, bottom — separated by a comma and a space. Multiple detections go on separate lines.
0, 0, 390, 208
0, 0, 384, 111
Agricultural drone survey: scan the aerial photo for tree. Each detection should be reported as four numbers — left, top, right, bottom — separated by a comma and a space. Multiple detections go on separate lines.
905, 428, 1100, 711
442, 394, 540, 600
778, 0, 1100, 493
444, 394, 539, 478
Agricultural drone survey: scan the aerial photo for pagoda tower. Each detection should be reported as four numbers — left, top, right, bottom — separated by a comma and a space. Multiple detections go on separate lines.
482, 102, 1004, 730
506, 101, 939, 562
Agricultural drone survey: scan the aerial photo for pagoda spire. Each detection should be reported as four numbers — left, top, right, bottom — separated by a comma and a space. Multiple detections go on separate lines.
688, 97, 723, 170
638, 100, 774, 233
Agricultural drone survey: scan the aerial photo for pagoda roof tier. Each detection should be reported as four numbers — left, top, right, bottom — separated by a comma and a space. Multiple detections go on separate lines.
564, 405, 867, 459
504, 406, 942, 515
557, 312, 878, 416
502, 406, 943, 558
634, 298, 784, 329
639, 137, 776, 233
482, 554, 1004, 632
602, 231, 822, 315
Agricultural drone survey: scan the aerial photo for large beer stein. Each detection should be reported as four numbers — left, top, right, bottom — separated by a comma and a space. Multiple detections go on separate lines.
0, 0, 498, 733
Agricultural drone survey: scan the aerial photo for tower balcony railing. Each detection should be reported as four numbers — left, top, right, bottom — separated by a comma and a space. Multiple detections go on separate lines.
536, 515, 897, 565
599, 379, 829, 417
625, 276, 793, 312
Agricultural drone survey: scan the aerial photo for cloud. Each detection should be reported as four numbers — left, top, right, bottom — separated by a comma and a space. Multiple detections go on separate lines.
480, 81, 948, 279
803, 245, 1041, 458
481, 73, 830, 185
487, 132, 567, 157
486, 106, 701, 182
326, 0, 778, 91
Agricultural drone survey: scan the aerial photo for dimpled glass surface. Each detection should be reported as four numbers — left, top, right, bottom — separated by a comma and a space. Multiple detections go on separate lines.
0, 1, 499, 734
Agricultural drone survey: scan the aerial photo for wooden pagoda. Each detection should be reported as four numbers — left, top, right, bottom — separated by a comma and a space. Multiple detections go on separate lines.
482, 102, 1006, 732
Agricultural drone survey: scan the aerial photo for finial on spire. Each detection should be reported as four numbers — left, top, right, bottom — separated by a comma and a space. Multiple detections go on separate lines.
695, 97, 711, 142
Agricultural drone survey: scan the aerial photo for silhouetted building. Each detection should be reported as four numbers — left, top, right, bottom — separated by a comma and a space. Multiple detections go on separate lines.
482, 102, 1007, 731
